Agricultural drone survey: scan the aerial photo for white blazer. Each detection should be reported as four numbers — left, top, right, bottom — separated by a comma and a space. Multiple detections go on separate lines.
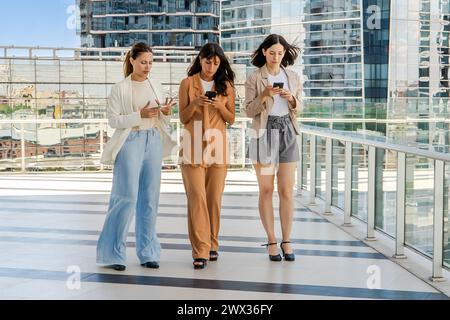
100, 74, 177, 165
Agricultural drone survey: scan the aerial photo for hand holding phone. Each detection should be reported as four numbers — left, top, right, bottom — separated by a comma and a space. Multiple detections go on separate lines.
205, 91, 217, 100
272, 82, 284, 89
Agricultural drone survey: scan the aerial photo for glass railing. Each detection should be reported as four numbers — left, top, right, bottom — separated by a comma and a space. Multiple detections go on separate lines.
297, 124, 450, 280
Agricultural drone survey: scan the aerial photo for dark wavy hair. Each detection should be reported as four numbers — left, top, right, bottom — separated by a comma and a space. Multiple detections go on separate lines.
124, 42, 153, 77
188, 43, 235, 96
251, 34, 300, 68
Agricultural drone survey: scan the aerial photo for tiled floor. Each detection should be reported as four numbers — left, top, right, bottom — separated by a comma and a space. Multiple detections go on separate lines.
0, 171, 448, 300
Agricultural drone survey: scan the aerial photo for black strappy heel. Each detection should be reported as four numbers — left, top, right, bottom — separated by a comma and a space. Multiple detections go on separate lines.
261, 242, 282, 261
209, 251, 219, 261
193, 258, 207, 269
280, 241, 295, 261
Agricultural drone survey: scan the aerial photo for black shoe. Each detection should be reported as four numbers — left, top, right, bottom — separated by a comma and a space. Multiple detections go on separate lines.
112, 264, 126, 271
261, 242, 282, 261
193, 258, 207, 269
209, 251, 219, 261
280, 241, 295, 261
141, 261, 159, 269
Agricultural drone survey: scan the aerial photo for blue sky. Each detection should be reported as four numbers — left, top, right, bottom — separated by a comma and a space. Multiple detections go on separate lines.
0, 0, 80, 47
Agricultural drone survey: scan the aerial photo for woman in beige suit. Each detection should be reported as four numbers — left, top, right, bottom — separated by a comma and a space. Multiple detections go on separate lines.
245, 34, 302, 262
179, 43, 235, 269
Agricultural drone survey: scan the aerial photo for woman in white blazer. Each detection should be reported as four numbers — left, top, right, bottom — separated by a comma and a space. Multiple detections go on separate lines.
97, 42, 176, 271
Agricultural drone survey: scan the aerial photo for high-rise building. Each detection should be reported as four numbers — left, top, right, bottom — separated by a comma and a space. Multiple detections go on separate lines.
77, 0, 220, 49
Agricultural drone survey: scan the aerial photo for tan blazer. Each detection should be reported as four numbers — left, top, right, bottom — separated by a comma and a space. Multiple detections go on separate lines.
244, 64, 302, 139
178, 73, 235, 167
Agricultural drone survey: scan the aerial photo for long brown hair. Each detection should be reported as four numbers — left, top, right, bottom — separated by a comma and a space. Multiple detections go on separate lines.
187, 43, 235, 96
123, 42, 153, 77
251, 34, 299, 68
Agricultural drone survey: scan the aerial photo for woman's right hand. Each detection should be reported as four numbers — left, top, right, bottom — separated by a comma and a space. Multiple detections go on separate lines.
140, 102, 159, 118
262, 85, 282, 99
193, 95, 212, 108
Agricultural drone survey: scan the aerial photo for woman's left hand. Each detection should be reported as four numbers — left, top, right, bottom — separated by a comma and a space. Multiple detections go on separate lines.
157, 98, 176, 116
208, 97, 226, 111
279, 89, 295, 103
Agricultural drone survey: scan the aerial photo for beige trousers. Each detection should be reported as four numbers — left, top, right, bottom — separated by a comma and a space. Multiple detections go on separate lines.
181, 165, 227, 259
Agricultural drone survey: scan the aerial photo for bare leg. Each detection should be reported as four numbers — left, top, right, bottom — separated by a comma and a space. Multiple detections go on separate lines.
277, 162, 296, 254
254, 163, 278, 256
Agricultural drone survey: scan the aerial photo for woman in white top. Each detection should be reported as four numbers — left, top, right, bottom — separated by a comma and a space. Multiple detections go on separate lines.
97, 42, 176, 271
245, 34, 302, 262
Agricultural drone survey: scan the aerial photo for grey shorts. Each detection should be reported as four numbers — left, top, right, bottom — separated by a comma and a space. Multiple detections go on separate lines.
248, 114, 300, 164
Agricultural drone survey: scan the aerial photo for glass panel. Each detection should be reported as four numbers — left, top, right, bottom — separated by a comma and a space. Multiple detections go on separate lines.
443, 162, 449, 268
83, 61, 106, 83
301, 134, 310, 191
36, 60, 59, 83
375, 149, 397, 236
405, 154, 434, 257
315, 136, 326, 199
11, 59, 35, 83
332, 140, 345, 209
351, 144, 368, 221
60, 61, 83, 83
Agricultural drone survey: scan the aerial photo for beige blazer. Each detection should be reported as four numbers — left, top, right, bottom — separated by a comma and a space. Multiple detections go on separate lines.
244, 64, 302, 139
100, 75, 177, 165
178, 74, 235, 167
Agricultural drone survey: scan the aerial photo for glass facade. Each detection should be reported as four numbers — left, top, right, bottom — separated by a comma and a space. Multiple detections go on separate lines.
0, 48, 248, 171
77, 0, 220, 49
387, 0, 450, 148
303, 0, 364, 124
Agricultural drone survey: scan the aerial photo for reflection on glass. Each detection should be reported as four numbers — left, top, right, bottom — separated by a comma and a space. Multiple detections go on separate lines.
405, 154, 434, 257
375, 149, 397, 236
301, 134, 310, 191
36, 60, 59, 83
315, 136, 326, 199
332, 140, 345, 210
351, 144, 368, 222
444, 163, 449, 268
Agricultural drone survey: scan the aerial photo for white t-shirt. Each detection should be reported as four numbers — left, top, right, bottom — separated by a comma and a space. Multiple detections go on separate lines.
200, 79, 214, 93
132, 79, 158, 129
268, 69, 289, 116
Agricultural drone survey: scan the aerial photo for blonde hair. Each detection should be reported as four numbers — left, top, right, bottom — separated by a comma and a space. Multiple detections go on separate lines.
123, 42, 153, 78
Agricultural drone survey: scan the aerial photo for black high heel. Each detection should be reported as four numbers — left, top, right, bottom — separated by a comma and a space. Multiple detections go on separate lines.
193, 258, 207, 269
209, 251, 219, 261
261, 242, 282, 261
111, 264, 126, 271
280, 241, 295, 261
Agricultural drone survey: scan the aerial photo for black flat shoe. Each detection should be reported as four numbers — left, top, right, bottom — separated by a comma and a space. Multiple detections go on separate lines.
280, 241, 295, 261
261, 242, 282, 261
193, 258, 207, 269
112, 264, 126, 271
209, 251, 219, 261
141, 261, 159, 269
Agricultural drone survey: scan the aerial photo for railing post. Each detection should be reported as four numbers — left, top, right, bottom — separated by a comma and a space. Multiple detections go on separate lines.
343, 141, 352, 226
241, 120, 246, 168
99, 122, 104, 171
393, 152, 407, 259
324, 137, 333, 214
20, 123, 25, 173
366, 146, 376, 241
176, 119, 181, 146
309, 135, 316, 205
431, 160, 445, 281
297, 132, 303, 195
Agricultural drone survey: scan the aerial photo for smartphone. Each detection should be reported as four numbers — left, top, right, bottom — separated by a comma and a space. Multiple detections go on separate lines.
205, 91, 217, 100
272, 82, 284, 89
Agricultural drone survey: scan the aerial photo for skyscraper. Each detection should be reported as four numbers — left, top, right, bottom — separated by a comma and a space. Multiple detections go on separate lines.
77, 0, 220, 49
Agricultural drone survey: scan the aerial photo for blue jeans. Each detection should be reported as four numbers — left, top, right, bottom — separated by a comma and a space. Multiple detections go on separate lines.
97, 129, 163, 266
